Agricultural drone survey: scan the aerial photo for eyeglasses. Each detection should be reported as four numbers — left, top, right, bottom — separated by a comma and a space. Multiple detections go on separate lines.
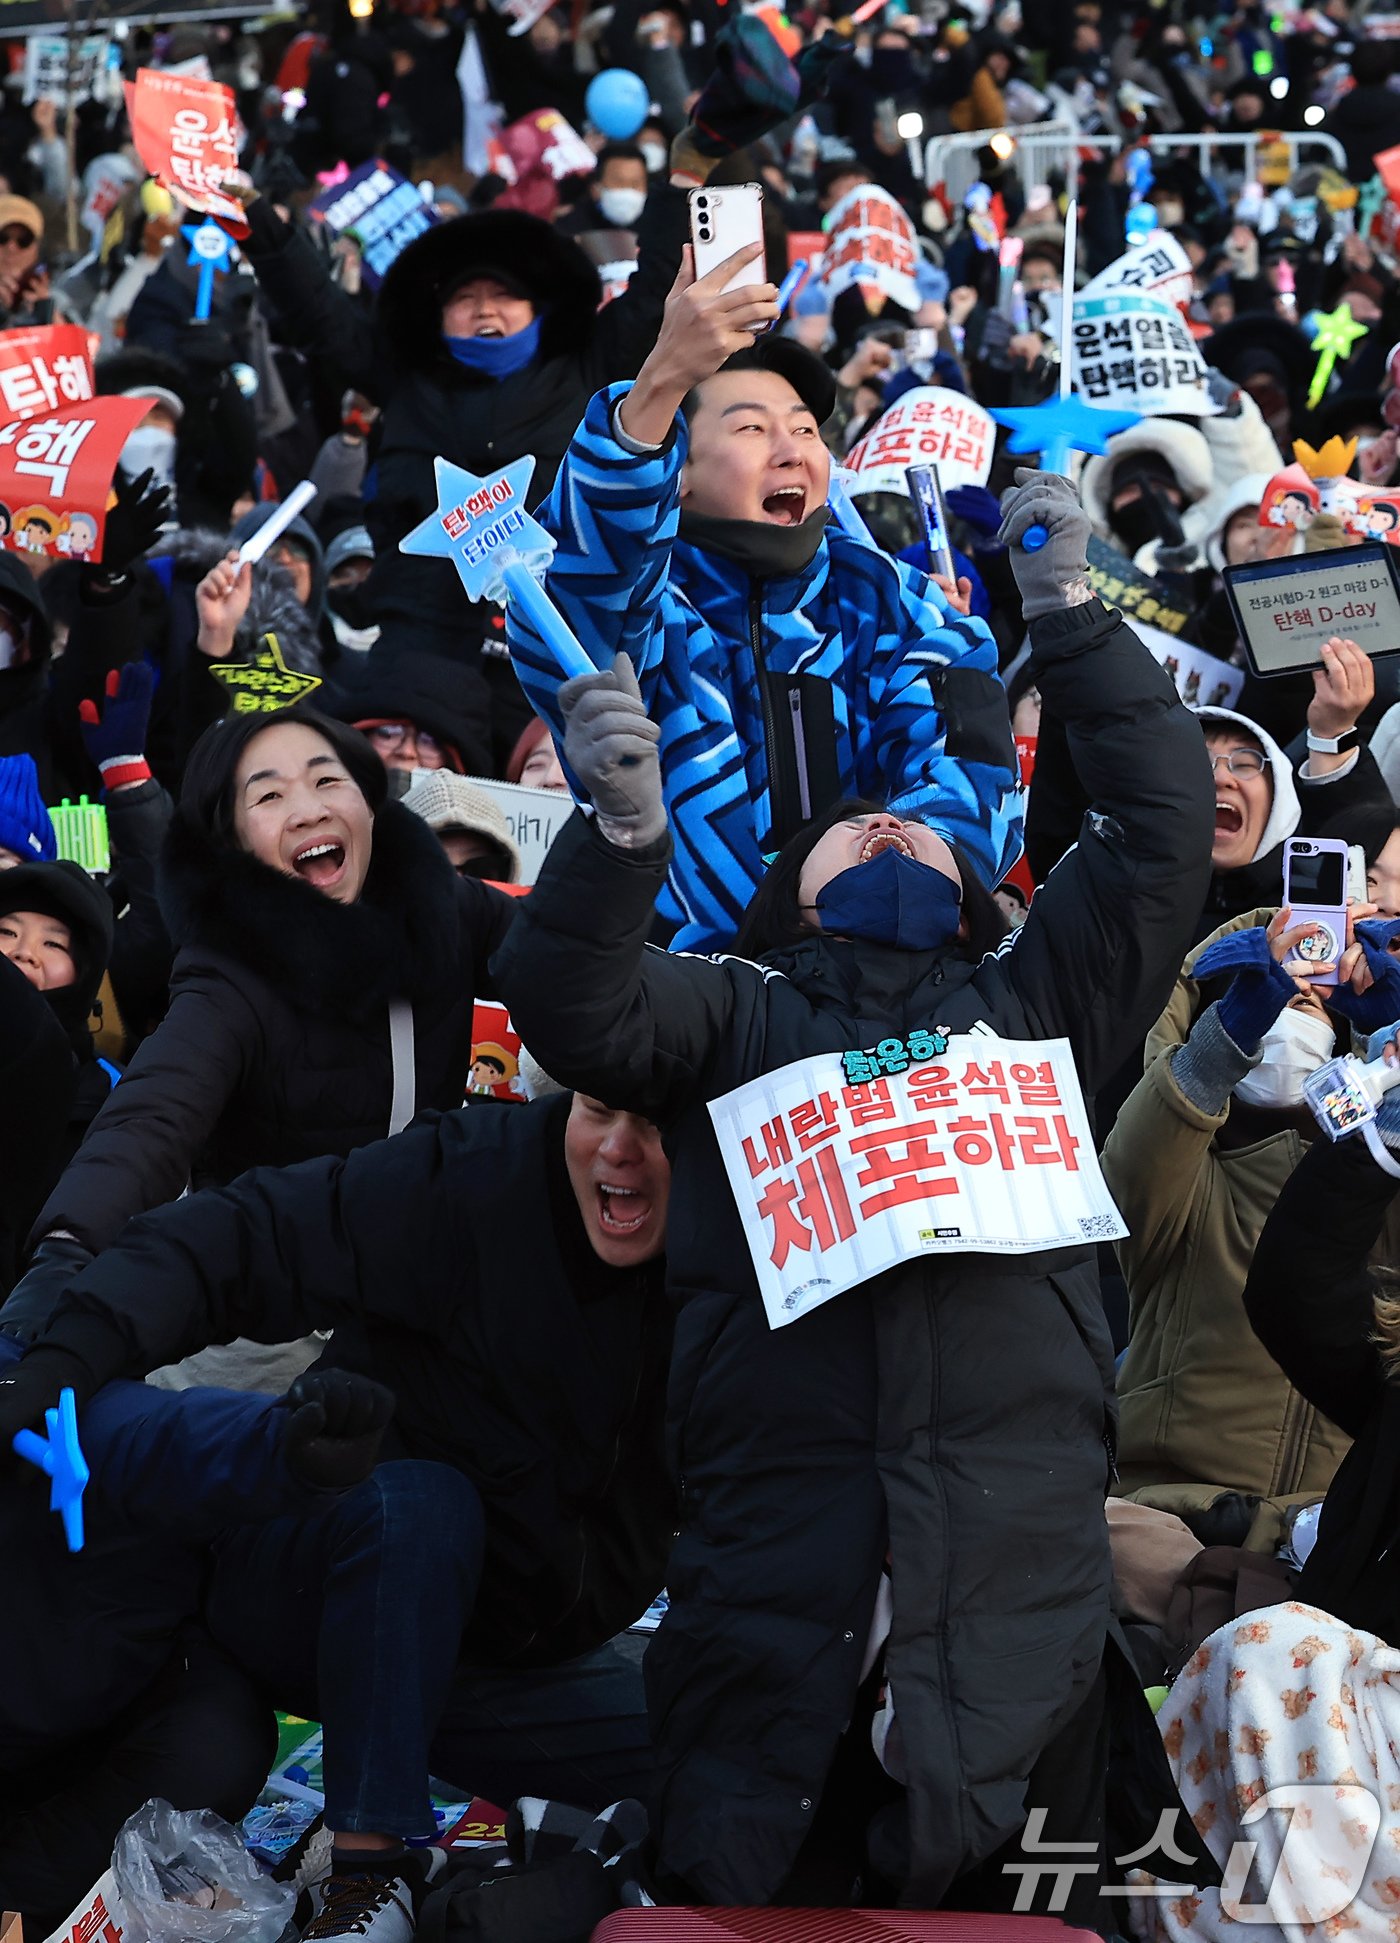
0, 228, 36, 251
365, 722, 444, 760
1208, 749, 1267, 778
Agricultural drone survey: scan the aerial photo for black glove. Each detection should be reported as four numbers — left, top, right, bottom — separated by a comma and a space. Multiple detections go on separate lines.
96, 467, 171, 579
0, 1235, 94, 1348
0, 1343, 93, 1479
282, 1369, 395, 1491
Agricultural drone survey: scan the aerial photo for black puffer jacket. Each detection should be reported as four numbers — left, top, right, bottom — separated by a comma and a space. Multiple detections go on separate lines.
28, 800, 515, 1257
493, 597, 1216, 1905
17, 1096, 674, 1669
238, 194, 690, 666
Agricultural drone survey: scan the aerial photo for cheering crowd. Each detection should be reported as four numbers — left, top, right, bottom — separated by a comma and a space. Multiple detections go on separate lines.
10, 0, 1400, 1938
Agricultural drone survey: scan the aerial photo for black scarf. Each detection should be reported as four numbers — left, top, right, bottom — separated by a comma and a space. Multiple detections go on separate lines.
679, 505, 829, 578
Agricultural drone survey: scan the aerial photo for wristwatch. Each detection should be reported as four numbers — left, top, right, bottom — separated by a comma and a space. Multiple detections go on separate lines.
1306, 726, 1361, 754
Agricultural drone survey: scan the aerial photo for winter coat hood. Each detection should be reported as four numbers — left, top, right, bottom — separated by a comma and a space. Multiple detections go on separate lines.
156, 796, 462, 1020
375, 209, 603, 378
230, 503, 327, 625
1193, 705, 1300, 864
1080, 417, 1214, 537
0, 549, 51, 666
325, 643, 485, 771
0, 858, 113, 1051
150, 528, 322, 675
1203, 472, 1278, 571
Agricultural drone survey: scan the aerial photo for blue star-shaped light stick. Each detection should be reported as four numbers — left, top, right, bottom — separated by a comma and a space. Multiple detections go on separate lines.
182, 218, 237, 323
399, 455, 596, 682
13, 1388, 89, 1552
989, 199, 1142, 551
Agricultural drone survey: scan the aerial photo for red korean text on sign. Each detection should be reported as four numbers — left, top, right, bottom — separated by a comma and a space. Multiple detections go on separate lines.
127, 68, 243, 223
0, 324, 94, 423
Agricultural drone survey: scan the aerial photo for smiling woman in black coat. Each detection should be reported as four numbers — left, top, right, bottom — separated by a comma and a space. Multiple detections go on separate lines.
1, 706, 515, 1362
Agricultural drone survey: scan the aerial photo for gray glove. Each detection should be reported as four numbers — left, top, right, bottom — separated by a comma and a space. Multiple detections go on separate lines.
997, 467, 1093, 620
560, 652, 666, 850
1205, 366, 1242, 417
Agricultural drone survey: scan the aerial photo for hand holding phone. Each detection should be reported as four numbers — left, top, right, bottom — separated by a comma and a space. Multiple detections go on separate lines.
689, 185, 766, 298
1282, 837, 1351, 988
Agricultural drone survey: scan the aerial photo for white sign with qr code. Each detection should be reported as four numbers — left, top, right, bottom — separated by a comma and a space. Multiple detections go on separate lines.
709, 1034, 1126, 1330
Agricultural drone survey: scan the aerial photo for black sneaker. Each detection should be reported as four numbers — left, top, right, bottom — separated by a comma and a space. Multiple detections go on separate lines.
300, 1848, 446, 1940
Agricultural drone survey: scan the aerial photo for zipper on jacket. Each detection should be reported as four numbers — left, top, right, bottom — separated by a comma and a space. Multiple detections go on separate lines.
751, 589, 801, 848
790, 689, 812, 823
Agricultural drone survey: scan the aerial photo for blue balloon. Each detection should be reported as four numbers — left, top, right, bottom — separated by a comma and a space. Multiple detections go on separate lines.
585, 67, 651, 140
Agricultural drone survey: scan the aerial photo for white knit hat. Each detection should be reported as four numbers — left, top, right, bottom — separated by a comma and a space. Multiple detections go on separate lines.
401, 770, 522, 882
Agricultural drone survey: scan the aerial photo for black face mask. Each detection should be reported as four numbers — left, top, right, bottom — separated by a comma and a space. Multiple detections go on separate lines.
679, 506, 830, 578
329, 588, 375, 631
1110, 482, 1185, 555
871, 48, 914, 89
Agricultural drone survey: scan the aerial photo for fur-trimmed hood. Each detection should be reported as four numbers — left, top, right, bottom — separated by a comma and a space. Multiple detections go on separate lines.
1080, 418, 1215, 538
150, 527, 323, 675
156, 796, 463, 1020
375, 209, 603, 380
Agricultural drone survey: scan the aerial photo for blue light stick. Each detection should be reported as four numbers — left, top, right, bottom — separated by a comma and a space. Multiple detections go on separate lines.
181, 218, 236, 323
13, 1388, 89, 1552
773, 258, 809, 320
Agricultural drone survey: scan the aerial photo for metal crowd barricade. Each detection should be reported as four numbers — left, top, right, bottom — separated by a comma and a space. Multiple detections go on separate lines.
924, 121, 1349, 205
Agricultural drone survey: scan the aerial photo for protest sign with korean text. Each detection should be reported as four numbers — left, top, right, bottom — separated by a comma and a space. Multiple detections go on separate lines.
1072, 292, 1219, 417
0, 395, 152, 566
846, 387, 995, 498
309, 160, 438, 289
1082, 234, 1195, 312
820, 183, 921, 314
1134, 618, 1243, 709
208, 634, 322, 714
127, 68, 242, 223
1224, 541, 1400, 678
23, 33, 114, 107
463, 775, 571, 885
709, 1035, 1125, 1331
1085, 535, 1194, 637
41, 1870, 126, 1943
0, 325, 93, 423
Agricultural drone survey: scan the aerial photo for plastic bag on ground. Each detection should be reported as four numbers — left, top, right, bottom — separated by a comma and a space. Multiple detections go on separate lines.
112, 1799, 295, 1941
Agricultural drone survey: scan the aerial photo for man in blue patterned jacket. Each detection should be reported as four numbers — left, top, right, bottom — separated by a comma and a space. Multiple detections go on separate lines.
508, 241, 1023, 953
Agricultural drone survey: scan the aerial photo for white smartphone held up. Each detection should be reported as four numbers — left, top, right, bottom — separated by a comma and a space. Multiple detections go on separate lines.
689, 184, 766, 297
1283, 835, 1351, 989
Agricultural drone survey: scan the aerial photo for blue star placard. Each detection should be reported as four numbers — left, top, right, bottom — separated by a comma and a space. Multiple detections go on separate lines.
991, 391, 1144, 478
400, 455, 596, 681
182, 218, 237, 322
13, 1386, 90, 1552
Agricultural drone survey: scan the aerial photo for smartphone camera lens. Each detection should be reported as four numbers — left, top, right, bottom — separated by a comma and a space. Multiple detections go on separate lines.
696, 196, 708, 208
699, 226, 711, 241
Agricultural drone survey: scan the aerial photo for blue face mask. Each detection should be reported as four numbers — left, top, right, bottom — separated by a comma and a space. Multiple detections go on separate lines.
444, 315, 542, 379
814, 845, 963, 952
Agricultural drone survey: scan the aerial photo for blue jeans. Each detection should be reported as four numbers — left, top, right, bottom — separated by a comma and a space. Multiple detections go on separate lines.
206, 1462, 656, 1836
207, 1459, 484, 1837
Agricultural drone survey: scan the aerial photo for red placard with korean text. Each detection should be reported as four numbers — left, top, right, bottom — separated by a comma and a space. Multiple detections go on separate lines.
0, 325, 94, 423
0, 395, 150, 564
127, 67, 242, 222
709, 1035, 1124, 1329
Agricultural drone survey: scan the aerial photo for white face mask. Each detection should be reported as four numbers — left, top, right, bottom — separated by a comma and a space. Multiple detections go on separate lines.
119, 425, 177, 488
1234, 1006, 1336, 1111
0, 621, 22, 670
597, 186, 647, 229
639, 142, 667, 175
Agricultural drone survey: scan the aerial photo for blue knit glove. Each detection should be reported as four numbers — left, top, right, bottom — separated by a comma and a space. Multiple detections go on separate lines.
945, 484, 1006, 550
1327, 918, 1400, 1035
78, 663, 154, 792
1194, 926, 1300, 1053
